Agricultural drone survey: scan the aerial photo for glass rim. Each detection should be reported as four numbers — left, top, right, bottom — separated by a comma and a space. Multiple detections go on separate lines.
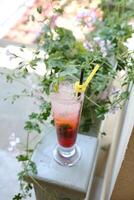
50, 92, 84, 104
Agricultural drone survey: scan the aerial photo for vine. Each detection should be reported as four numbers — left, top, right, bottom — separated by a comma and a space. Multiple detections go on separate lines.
0, 0, 133, 199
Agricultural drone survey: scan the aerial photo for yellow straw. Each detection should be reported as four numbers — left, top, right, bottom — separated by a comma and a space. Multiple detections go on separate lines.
74, 64, 100, 93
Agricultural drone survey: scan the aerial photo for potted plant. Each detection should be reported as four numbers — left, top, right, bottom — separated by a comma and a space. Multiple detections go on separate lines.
1, 0, 134, 199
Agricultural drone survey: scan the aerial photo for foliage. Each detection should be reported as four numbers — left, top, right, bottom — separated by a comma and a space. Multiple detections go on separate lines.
1, 0, 133, 199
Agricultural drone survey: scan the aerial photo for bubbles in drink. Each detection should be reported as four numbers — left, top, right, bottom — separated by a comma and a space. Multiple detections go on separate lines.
58, 81, 75, 100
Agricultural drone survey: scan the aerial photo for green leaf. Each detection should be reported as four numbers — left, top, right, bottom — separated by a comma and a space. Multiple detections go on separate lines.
29, 57, 40, 69
95, 105, 109, 119
24, 121, 41, 133
13, 193, 23, 200
54, 8, 64, 14
28, 160, 37, 174
60, 66, 78, 76
37, 6, 42, 14
31, 15, 35, 21
120, 91, 130, 100
21, 68, 28, 78
40, 102, 51, 112
29, 112, 39, 120
6, 74, 13, 83
16, 155, 29, 162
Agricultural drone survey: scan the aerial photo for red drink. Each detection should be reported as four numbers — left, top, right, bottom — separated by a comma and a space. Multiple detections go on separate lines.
55, 116, 80, 147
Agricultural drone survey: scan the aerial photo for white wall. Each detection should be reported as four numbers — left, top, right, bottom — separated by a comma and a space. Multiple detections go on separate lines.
100, 85, 134, 200
108, 85, 134, 199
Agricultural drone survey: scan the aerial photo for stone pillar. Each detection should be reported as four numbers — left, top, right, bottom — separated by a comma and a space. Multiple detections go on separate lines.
29, 129, 98, 200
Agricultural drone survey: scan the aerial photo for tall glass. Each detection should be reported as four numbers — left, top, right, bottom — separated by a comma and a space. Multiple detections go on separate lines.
50, 81, 84, 166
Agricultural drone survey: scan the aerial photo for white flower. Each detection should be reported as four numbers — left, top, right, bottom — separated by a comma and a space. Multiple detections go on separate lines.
8, 132, 20, 154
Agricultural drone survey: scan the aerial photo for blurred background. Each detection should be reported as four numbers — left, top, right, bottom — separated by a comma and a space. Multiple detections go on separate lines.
0, 0, 133, 200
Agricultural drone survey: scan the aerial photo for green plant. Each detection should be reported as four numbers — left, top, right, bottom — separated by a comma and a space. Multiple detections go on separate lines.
1, 0, 134, 199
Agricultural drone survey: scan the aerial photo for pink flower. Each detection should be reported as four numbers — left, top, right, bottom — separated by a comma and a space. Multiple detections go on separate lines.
76, 8, 103, 31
